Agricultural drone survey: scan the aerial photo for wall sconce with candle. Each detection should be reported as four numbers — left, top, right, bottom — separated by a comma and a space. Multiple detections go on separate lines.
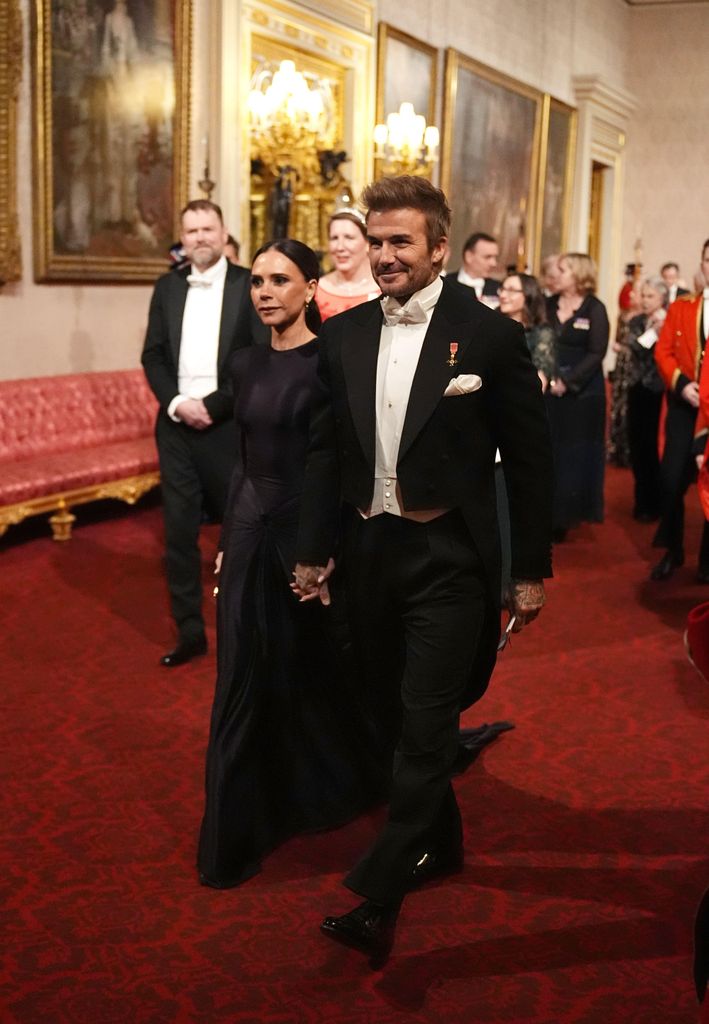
373, 102, 439, 178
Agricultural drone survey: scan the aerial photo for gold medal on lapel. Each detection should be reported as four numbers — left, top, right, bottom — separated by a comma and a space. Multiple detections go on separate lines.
447, 342, 459, 367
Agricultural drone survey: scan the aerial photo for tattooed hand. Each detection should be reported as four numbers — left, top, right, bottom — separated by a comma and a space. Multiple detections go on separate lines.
506, 579, 545, 632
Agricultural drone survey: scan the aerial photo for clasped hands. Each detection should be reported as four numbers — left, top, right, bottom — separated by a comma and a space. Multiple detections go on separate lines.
291, 560, 336, 606
176, 398, 213, 429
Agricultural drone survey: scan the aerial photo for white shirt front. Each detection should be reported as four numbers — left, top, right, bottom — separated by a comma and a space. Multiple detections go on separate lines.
457, 268, 484, 298
704, 288, 709, 341
362, 276, 448, 521
168, 256, 227, 421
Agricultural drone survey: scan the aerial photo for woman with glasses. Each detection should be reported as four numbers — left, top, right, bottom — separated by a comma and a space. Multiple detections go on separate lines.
498, 272, 556, 390
546, 253, 610, 540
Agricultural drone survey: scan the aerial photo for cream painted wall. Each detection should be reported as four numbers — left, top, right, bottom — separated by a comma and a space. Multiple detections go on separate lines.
376, 0, 632, 111
622, 4, 709, 290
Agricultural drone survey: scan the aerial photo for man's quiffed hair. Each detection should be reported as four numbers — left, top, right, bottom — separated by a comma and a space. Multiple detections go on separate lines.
180, 199, 224, 223
361, 176, 451, 249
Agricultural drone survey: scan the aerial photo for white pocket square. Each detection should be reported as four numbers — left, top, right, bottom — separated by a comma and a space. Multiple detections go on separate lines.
443, 374, 482, 397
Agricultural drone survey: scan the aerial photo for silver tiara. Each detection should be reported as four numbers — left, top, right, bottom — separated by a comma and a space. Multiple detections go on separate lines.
331, 206, 366, 225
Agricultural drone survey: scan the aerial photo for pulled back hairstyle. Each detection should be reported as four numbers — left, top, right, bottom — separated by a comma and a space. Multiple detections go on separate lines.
328, 210, 367, 240
251, 239, 322, 333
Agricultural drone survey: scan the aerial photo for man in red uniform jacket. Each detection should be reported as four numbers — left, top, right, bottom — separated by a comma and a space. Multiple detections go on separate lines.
652, 238, 709, 581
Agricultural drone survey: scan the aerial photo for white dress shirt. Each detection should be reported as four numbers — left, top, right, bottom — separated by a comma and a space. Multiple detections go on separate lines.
168, 256, 227, 422
457, 268, 484, 298
362, 276, 448, 522
704, 288, 709, 341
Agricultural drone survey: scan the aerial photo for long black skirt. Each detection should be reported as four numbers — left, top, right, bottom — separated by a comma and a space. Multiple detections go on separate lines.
198, 476, 386, 888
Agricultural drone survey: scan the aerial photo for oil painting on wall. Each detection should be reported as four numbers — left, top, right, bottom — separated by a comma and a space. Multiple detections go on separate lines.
442, 50, 542, 273
33, 0, 190, 282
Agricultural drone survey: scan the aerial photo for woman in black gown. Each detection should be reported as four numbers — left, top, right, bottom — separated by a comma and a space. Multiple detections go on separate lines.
546, 253, 610, 539
198, 240, 384, 889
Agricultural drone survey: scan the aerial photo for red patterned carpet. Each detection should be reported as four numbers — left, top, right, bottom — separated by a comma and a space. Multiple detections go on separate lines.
2, 467, 708, 1024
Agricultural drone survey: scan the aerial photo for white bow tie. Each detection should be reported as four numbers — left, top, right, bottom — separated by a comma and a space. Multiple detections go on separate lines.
187, 275, 212, 288
381, 296, 428, 326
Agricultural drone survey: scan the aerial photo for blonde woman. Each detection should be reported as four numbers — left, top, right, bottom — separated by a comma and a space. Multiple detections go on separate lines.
546, 252, 610, 539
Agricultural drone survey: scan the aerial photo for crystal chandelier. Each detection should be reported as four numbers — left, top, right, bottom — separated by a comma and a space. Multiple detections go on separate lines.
248, 59, 335, 184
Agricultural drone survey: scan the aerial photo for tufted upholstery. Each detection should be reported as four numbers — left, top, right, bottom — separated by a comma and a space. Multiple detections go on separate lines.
0, 370, 158, 462
0, 370, 159, 509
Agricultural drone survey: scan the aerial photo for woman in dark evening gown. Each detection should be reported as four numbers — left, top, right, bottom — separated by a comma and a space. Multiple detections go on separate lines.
546, 253, 610, 538
198, 240, 384, 889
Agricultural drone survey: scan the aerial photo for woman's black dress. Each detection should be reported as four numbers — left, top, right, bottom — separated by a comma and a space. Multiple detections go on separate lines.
546, 294, 609, 530
626, 312, 665, 519
198, 341, 384, 889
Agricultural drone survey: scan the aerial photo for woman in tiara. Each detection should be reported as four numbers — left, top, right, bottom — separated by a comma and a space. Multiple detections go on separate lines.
315, 208, 380, 321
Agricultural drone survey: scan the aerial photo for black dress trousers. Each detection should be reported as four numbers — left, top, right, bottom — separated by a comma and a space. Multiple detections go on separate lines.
156, 412, 236, 640
341, 508, 486, 904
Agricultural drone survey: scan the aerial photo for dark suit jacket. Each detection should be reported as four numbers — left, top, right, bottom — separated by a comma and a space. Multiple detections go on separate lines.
297, 283, 553, 702
141, 262, 266, 425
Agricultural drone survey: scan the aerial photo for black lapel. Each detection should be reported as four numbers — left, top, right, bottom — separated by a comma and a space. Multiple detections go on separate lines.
168, 270, 189, 365
398, 286, 480, 462
217, 265, 249, 371
340, 299, 382, 471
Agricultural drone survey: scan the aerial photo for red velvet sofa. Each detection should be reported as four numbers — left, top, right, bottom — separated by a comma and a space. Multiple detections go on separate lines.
0, 370, 160, 541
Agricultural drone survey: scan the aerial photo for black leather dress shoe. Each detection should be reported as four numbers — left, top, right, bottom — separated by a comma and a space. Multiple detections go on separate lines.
410, 845, 464, 889
321, 900, 399, 968
650, 551, 684, 581
160, 636, 207, 667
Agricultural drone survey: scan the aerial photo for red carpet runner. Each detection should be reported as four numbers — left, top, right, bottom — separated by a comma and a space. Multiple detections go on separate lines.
2, 467, 708, 1023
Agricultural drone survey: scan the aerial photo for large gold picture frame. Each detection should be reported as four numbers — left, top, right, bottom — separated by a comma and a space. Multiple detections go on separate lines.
32, 0, 191, 283
0, 0, 22, 284
535, 96, 577, 265
376, 23, 438, 129
442, 49, 542, 274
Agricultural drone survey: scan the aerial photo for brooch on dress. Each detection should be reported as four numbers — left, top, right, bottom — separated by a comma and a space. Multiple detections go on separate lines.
447, 342, 459, 367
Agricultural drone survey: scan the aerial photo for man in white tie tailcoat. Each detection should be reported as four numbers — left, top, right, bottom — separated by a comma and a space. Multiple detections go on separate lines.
293, 176, 553, 964
142, 200, 265, 666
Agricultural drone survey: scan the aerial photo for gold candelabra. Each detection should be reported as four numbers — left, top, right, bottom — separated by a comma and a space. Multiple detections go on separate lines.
373, 103, 439, 178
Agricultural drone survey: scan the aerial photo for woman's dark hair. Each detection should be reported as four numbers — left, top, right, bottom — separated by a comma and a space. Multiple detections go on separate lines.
512, 272, 547, 327
252, 238, 322, 332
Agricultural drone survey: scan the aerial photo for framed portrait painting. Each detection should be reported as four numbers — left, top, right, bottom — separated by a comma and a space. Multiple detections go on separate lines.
441, 50, 542, 274
376, 24, 437, 135
536, 97, 576, 264
32, 0, 191, 283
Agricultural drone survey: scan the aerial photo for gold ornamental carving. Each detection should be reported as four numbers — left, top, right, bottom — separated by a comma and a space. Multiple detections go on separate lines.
0, 0, 22, 283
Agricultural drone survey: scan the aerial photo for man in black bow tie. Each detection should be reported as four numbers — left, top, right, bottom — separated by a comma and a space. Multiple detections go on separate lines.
142, 200, 265, 666
293, 176, 553, 965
